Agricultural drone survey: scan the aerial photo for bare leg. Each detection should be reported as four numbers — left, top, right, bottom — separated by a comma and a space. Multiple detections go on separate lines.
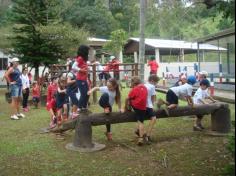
147, 117, 157, 137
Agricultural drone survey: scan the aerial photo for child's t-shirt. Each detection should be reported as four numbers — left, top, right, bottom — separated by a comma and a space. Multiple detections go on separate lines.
170, 83, 193, 99
48, 98, 56, 110
144, 83, 156, 109
128, 84, 148, 111
32, 86, 40, 97
99, 86, 116, 106
47, 83, 58, 103
193, 88, 209, 105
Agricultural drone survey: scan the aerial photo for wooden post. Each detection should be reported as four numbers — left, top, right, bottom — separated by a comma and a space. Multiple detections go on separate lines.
92, 64, 97, 104
66, 112, 106, 152
135, 63, 139, 76
211, 106, 231, 134
131, 64, 135, 77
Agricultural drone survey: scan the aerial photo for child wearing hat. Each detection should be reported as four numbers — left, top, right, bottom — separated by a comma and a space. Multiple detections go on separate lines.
158, 75, 197, 113
193, 79, 216, 131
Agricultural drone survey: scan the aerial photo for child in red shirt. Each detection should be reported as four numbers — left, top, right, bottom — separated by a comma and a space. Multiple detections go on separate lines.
32, 81, 40, 108
48, 93, 57, 129
125, 76, 148, 146
72, 45, 90, 110
46, 77, 58, 111
148, 56, 159, 75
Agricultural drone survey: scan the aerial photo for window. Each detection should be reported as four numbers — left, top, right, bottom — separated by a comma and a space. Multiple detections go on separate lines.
0, 58, 8, 70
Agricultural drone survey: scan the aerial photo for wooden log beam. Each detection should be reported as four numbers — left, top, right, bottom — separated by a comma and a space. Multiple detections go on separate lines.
51, 102, 229, 133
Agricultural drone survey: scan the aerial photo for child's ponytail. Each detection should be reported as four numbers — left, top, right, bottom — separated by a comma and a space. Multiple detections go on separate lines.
108, 78, 121, 104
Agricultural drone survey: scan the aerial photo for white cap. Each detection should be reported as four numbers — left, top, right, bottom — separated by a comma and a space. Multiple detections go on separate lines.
199, 71, 208, 76
110, 56, 115, 60
11, 57, 20, 63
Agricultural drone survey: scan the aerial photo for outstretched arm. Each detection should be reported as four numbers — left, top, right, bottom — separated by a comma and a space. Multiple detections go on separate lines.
88, 87, 100, 95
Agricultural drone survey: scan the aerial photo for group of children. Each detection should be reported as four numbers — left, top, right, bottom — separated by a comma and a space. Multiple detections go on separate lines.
45, 68, 216, 146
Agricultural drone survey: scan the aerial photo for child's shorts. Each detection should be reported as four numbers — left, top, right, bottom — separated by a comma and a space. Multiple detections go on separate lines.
32, 97, 40, 103
166, 90, 179, 105
132, 107, 146, 123
146, 108, 156, 119
56, 97, 69, 109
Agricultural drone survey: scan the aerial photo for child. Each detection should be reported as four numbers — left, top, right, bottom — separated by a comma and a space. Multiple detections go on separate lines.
46, 77, 58, 111
66, 69, 79, 119
72, 45, 90, 111
148, 56, 159, 75
144, 75, 160, 143
88, 78, 122, 141
32, 81, 40, 108
125, 77, 148, 146
48, 93, 57, 129
158, 75, 197, 112
56, 77, 69, 126
193, 79, 216, 131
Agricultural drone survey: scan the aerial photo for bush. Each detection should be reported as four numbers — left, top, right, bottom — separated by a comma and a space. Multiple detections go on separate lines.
222, 121, 235, 176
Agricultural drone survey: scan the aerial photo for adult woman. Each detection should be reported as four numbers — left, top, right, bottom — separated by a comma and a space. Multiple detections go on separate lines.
21, 67, 30, 112
72, 45, 90, 111
4, 58, 25, 120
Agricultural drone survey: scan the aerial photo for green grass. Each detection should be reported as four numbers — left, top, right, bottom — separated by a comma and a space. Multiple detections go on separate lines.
0, 88, 235, 176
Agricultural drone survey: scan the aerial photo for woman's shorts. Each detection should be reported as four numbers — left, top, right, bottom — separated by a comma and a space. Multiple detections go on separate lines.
166, 90, 179, 105
132, 107, 146, 123
10, 84, 22, 97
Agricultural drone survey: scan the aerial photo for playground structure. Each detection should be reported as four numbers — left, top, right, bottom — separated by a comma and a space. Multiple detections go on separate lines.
49, 102, 231, 152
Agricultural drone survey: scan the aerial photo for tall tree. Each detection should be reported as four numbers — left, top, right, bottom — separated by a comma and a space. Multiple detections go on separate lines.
10, 0, 87, 79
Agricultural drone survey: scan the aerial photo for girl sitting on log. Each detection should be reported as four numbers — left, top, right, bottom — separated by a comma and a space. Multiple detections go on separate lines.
157, 75, 197, 115
193, 79, 216, 131
125, 76, 148, 146
88, 78, 123, 141
56, 77, 69, 126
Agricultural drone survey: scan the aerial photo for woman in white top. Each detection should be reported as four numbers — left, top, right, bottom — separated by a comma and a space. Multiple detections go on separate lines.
21, 67, 30, 112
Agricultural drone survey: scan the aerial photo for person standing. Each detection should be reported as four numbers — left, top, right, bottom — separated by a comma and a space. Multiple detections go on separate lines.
21, 67, 30, 112
72, 45, 90, 111
4, 58, 25, 120
110, 56, 120, 81
148, 56, 159, 75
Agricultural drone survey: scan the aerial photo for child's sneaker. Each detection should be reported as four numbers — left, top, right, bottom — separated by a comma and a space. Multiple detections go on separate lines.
63, 114, 68, 122
193, 125, 202, 131
17, 113, 25, 118
105, 132, 113, 141
143, 134, 151, 145
198, 124, 205, 130
72, 113, 79, 120
137, 137, 144, 146
50, 121, 56, 129
10, 115, 19, 120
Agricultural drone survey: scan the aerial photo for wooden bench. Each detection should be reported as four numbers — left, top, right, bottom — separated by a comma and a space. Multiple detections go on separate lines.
50, 102, 231, 152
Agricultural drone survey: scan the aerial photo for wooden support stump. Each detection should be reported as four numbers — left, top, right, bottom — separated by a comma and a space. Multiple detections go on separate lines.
210, 104, 231, 135
66, 111, 106, 152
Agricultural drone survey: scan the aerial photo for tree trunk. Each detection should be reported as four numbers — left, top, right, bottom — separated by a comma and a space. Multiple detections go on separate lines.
51, 103, 231, 134
34, 65, 39, 81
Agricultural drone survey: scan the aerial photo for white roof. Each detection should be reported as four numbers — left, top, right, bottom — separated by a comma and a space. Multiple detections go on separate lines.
130, 38, 227, 51
88, 38, 109, 42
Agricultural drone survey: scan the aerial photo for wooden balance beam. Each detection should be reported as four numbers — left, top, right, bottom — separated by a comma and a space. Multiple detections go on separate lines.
50, 102, 231, 152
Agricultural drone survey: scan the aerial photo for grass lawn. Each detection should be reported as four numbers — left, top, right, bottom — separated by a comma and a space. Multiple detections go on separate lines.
0, 88, 235, 176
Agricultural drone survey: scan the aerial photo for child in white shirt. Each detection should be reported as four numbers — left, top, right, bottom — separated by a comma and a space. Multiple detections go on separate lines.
193, 79, 216, 131
158, 76, 197, 115
144, 75, 159, 143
